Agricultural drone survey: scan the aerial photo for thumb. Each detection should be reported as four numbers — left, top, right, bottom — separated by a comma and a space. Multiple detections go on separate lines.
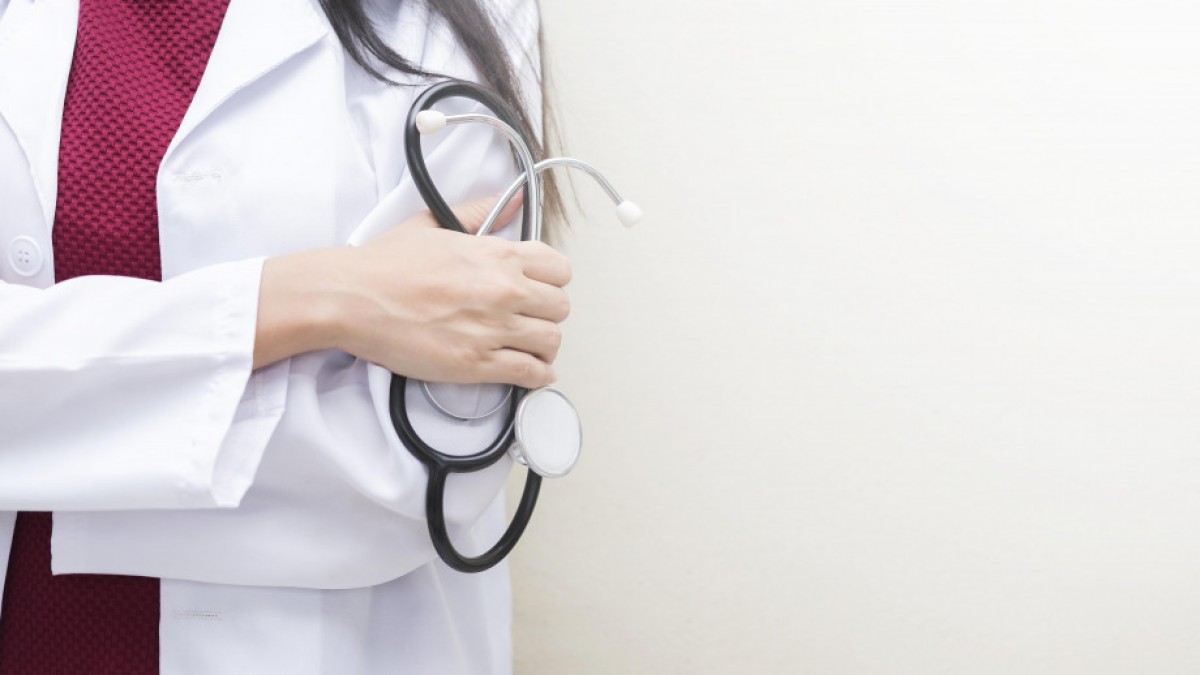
450, 191, 526, 235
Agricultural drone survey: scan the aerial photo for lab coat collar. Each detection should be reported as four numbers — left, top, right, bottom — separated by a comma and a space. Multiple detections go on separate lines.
169, 0, 330, 159
0, 0, 330, 232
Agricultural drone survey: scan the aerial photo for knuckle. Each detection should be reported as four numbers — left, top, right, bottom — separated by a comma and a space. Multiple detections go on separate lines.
475, 278, 522, 307
558, 256, 573, 285
448, 342, 484, 370
495, 280, 525, 305
540, 326, 563, 363
477, 312, 505, 332
511, 281, 532, 304
557, 291, 571, 320
513, 358, 538, 386
487, 239, 520, 261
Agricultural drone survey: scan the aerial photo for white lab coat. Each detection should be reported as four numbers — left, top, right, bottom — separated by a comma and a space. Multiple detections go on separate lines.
0, 0, 543, 671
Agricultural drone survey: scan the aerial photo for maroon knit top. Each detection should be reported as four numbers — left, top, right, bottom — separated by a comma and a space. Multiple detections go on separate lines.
0, 1, 230, 672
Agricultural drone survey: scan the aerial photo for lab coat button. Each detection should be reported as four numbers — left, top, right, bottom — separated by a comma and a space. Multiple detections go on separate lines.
8, 236, 44, 277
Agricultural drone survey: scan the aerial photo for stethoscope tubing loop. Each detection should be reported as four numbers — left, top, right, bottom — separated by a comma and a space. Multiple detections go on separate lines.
425, 463, 542, 573
404, 80, 535, 241
390, 373, 540, 573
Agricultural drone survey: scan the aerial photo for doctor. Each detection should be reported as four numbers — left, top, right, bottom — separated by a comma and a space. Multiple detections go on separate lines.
0, 0, 565, 672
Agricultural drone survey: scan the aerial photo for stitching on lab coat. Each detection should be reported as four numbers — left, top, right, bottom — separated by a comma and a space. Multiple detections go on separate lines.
170, 172, 223, 183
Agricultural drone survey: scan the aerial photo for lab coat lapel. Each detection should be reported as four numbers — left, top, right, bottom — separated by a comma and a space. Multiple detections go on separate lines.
0, 0, 330, 232
0, 0, 79, 231
166, 0, 328, 160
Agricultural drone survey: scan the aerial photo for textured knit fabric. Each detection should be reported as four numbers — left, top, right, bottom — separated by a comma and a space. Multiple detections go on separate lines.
0, 0, 230, 672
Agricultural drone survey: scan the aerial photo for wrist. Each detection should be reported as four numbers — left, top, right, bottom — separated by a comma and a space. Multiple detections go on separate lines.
254, 248, 350, 368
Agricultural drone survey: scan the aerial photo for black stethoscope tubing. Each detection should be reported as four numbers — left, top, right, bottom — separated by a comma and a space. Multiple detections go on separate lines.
403, 80, 534, 241
389, 80, 542, 573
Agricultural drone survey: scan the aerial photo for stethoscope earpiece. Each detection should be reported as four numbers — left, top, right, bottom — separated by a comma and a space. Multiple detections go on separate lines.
616, 200, 642, 228
414, 109, 447, 134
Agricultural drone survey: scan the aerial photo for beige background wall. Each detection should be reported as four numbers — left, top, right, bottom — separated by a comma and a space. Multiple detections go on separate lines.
509, 2, 1200, 673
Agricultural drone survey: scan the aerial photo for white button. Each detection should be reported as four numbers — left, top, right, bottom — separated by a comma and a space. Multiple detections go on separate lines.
8, 236, 44, 277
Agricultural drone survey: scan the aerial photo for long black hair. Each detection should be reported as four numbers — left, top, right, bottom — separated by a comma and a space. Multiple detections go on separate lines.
317, 0, 562, 226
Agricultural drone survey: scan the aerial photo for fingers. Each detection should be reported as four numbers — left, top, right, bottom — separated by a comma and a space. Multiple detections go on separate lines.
517, 280, 570, 322
401, 192, 525, 234
450, 191, 526, 235
480, 348, 556, 389
517, 240, 572, 287
416, 194, 570, 287
504, 316, 564, 365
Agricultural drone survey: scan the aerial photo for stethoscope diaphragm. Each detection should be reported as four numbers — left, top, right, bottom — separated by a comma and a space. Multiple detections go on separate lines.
509, 387, 582, 478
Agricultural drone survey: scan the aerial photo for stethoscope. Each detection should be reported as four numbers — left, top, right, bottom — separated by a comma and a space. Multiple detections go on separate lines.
390, 80, 640, 573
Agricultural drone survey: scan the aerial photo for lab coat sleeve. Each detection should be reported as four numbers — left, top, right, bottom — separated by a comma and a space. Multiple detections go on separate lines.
0, 258, 273, 511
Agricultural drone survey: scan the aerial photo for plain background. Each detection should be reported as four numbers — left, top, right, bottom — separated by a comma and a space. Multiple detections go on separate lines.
508, 1, 1200, 673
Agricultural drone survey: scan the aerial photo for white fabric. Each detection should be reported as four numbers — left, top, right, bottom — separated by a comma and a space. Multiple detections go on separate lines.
0, 0, 543, 671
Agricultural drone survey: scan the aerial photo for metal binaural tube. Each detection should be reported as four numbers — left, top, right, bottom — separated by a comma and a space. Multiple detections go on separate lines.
477, 157, 639, 237
442, 113, 542, 241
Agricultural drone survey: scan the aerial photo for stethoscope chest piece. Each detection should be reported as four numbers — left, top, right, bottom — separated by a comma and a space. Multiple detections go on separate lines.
510, 387, 582, 478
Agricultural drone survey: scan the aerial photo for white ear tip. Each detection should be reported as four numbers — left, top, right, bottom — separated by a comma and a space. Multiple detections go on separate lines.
415, 110, 446, 134
615, 200, 642, 227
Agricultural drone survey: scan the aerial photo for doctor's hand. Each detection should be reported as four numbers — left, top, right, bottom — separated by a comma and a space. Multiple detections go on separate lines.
254, 195, 571, 389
